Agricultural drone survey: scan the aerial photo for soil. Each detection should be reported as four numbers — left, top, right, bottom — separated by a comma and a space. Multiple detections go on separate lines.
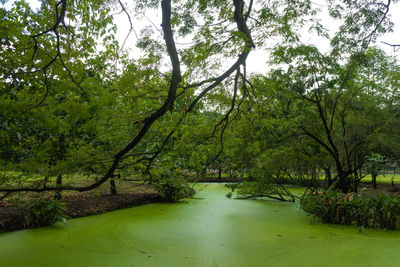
359, 181, 400, 195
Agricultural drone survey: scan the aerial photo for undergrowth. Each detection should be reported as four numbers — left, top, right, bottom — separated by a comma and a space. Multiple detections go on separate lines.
301, 190, 400, 230
156, 178, 195, 203
23, 199, 68, 228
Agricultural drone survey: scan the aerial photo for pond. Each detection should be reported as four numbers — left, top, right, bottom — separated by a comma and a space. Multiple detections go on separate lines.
1, 183, 400, 266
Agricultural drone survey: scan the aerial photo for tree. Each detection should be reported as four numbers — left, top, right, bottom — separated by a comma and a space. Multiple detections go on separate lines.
365, 153, 386, 189
1, 0, 259, 196
0, 0, 397, 197
220, 45, 400, 195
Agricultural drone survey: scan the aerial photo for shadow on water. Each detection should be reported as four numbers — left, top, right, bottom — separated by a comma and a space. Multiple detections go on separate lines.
1, 183, 400, 266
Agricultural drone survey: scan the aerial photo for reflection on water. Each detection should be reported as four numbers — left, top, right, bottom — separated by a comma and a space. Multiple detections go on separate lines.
1, 183, 400, 266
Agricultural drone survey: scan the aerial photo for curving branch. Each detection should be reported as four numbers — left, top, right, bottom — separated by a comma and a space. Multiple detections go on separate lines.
203, 68, 241, 170
0, 0, 181, 194
0, 0, 255, 194
362, 0, 391, 48
29, 0, 89, 107
210, 69, 240, 138
31, 0, 67, 60
143, 0, 256, 175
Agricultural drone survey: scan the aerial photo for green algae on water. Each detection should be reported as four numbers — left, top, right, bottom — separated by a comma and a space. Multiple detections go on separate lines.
0, 183, 399, 267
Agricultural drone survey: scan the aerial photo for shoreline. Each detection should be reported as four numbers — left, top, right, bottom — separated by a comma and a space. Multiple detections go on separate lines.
1, 179, 395, 234
0, 191, 161, 233
0, 180, 239, 234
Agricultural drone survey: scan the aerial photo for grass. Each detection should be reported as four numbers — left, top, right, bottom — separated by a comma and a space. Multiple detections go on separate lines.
360, 174, 400, 184
0, 171, 150, 205
315, 173, 400, 184
206, 171, 400, 185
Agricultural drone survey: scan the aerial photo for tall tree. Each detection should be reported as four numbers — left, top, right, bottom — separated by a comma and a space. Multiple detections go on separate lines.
0, 0, 397, 196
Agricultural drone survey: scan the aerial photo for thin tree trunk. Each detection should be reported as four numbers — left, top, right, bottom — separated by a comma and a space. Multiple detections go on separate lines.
54, 134, 65, 200
110, 178, 117, 195
353, 168, 359, 193
54, 174, 62, 200
372, 173, 378, 189
353, 175, 358, 193
324, 167, 332, 188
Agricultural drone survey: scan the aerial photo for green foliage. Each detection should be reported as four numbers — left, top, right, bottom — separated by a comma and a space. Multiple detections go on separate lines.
365, 153, 386, 175
225, 183, 239, 198
301, 190, 400, 230
156, 173, 195, 203
225, 180, 294, 201
23, 199, 68, 228
1, 0, 399, 199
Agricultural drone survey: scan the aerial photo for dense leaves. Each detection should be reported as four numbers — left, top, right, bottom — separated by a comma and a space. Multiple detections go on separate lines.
0, 0, 399, 204
23, 199, 68, 227
301, 190, 400, 230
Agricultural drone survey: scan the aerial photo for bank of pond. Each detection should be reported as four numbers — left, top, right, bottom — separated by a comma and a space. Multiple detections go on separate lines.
1, 183, 400, 266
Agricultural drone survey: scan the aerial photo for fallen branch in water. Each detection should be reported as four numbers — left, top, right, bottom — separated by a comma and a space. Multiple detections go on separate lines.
235, 194, 295, 202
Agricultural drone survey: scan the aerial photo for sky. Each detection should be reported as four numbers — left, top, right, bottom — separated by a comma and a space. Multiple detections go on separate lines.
3, 0, 400, 74
249, 1, 399, 73
110, 0, 400, 74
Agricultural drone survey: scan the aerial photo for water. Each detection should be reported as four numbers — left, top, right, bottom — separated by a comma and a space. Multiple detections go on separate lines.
1, 183, 400, 266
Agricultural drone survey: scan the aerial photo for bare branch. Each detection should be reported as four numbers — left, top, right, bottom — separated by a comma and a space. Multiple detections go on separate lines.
117, 0, 139, 51
381, 41, 400, 52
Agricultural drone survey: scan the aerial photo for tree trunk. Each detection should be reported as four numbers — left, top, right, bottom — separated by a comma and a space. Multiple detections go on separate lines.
353, 169, 359, 193
336, 171, 350, 192
110, 179, 117, 195
372, 173, 378, 189
353, 175, 358, 193
54, 134, 65, 200
324, 167, 332, 188
218, 167, 222, 180
54, 174, 62, 200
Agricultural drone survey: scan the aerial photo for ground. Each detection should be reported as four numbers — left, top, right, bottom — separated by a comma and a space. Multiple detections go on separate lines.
360, 181, 400, 195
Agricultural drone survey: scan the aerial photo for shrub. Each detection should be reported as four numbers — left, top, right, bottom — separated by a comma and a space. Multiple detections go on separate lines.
225, 180, 295, 201
24, 199, 68, 228
301, 190, 400, 230
157, 178, 195, 203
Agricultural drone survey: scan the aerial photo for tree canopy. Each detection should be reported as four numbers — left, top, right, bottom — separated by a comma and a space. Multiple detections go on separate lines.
1, 0, 399, 197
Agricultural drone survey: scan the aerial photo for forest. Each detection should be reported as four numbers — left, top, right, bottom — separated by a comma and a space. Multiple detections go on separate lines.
1, 0, 400, 265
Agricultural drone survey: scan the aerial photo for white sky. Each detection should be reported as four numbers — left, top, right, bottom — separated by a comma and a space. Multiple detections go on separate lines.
111, 0, 400, 74
246, 2, 400, 73
3, 0, 400, 74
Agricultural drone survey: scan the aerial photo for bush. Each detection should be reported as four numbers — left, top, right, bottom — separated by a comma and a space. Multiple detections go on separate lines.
157, 178, 195, 203
24, 199, 68, 228
225, 180, 295, 201
301, 190, 400, 230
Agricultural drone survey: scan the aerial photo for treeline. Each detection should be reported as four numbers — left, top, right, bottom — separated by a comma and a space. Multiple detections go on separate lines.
1, 0, 399, 200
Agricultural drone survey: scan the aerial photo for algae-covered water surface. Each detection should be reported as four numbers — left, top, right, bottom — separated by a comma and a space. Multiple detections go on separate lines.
1, 183, 400, 266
